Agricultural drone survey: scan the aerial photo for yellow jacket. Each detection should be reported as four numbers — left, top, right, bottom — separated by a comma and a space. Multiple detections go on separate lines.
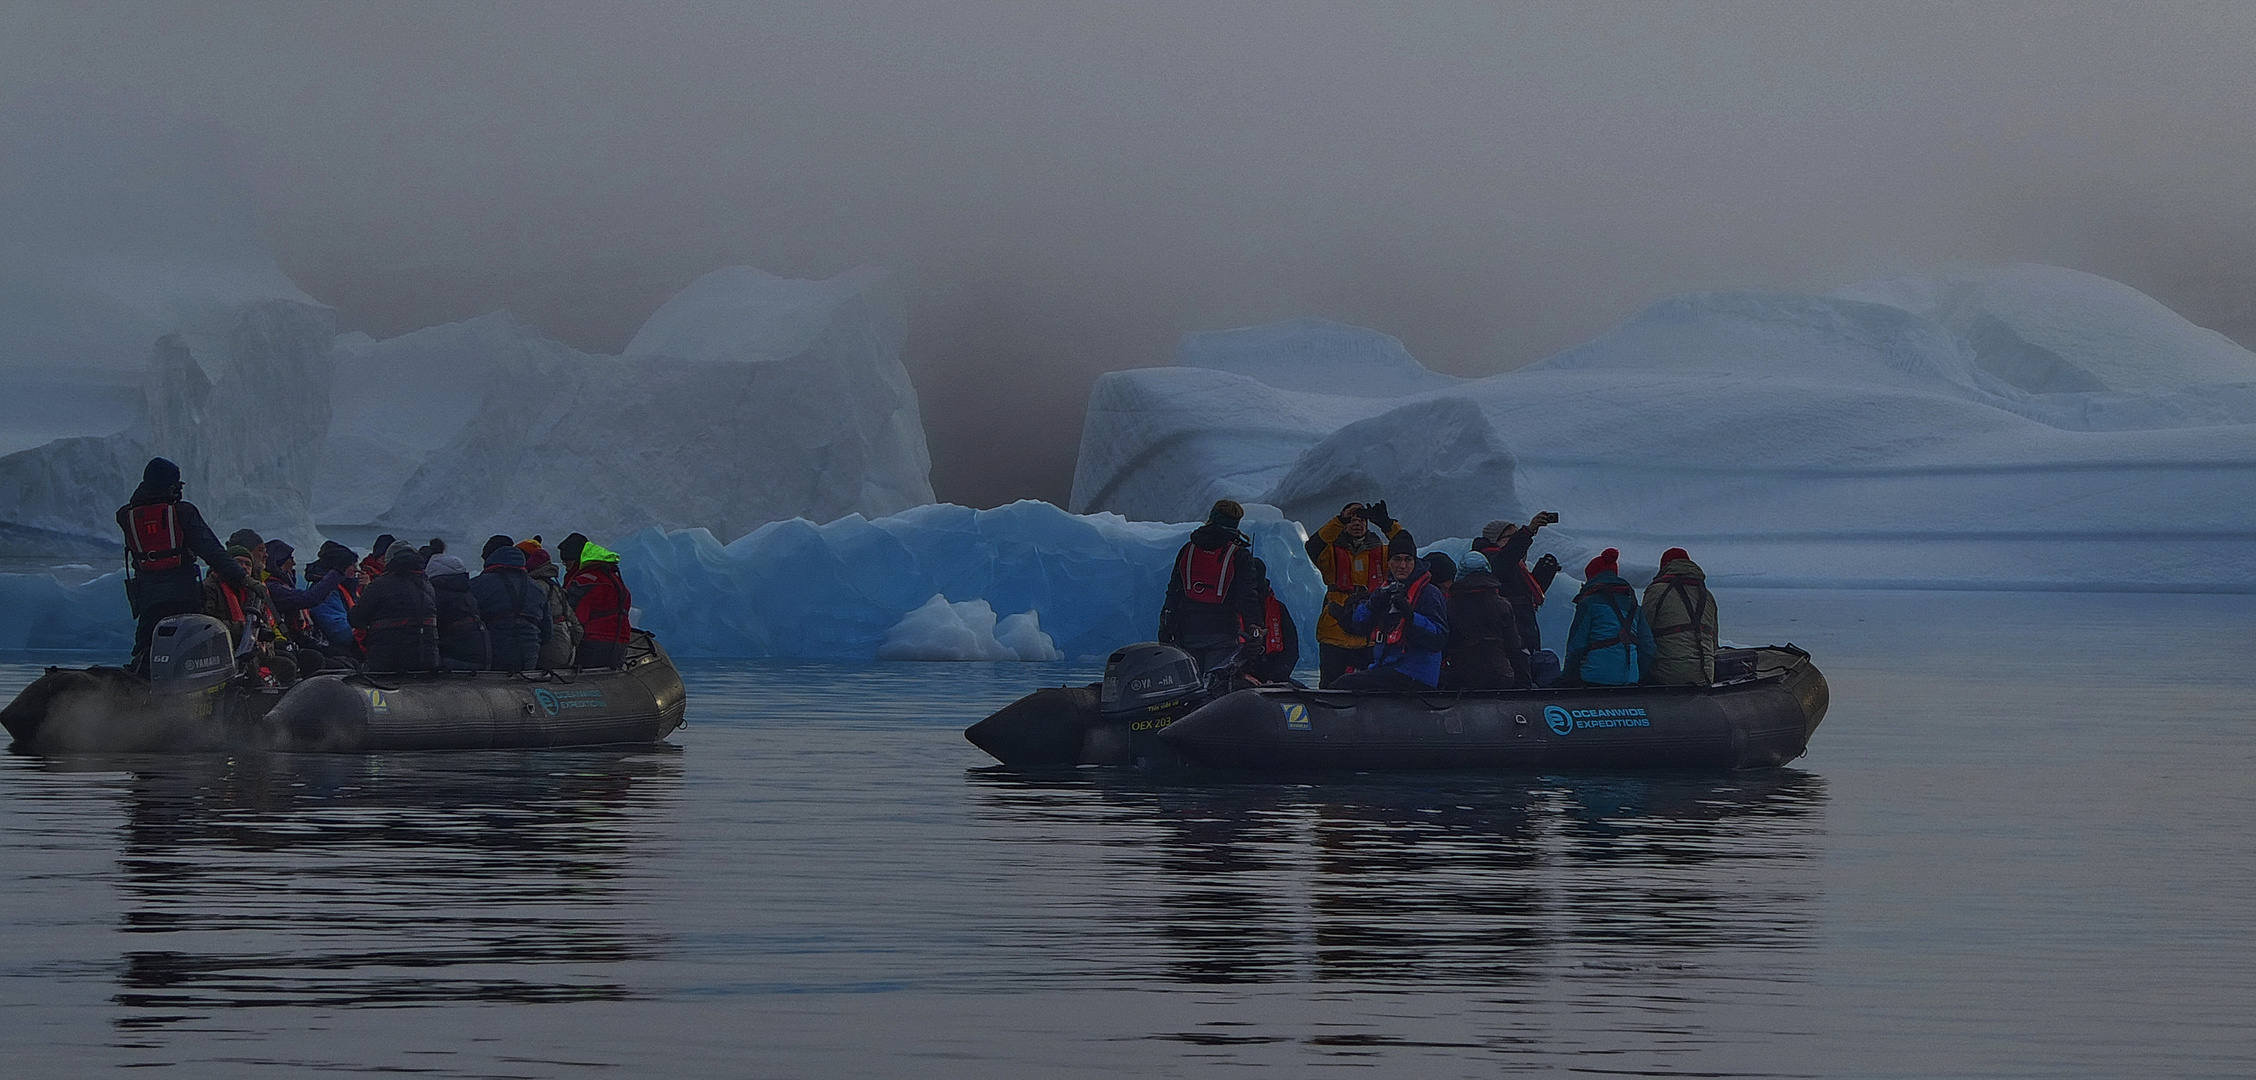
1305, 516, 1404, 649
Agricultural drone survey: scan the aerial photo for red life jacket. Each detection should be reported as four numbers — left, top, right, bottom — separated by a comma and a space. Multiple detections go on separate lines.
1374, 576, 1430, 647
1261, 594, 1287, 657
1328, 542, 1385, 595
126, 503, 188, 573
1175, 542, 1238, 605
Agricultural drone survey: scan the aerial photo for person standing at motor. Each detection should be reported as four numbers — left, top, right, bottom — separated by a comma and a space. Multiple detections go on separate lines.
1304, 500, 1404, 687
1157, 500, 1265, 679
566, 541, 634, 668
115, 457, 248, 674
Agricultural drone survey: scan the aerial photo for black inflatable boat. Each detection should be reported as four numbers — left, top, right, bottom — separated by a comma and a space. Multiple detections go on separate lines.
2, 614, 687, 755
966, 642, 1827, 772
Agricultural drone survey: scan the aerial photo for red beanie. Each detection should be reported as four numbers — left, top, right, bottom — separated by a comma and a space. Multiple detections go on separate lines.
1584, 548, 1619, 578
1661, 547, 1690, 564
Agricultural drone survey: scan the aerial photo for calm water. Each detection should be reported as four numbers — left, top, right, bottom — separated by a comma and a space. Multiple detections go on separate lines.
1, 591, 2249, 1078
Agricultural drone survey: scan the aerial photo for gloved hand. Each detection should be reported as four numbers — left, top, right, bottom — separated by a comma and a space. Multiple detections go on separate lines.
1367, 500, 1394, 531
1534, 553, 1560, 574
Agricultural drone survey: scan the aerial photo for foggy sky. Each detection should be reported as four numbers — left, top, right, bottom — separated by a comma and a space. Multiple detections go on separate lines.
7, 1, 2256, 507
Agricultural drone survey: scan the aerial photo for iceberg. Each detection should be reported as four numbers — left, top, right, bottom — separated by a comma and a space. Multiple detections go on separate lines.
877, 595, 1062, 662
1070, 266, 2256, 591
612, 499, 1327, 660
350, 267, 935, 544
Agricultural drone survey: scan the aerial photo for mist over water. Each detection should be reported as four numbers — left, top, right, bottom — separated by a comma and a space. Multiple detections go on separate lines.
9, 3, 2256, 504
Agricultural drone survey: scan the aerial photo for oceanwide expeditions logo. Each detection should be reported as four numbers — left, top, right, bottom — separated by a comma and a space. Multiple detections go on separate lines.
1545, 704, 1652, 735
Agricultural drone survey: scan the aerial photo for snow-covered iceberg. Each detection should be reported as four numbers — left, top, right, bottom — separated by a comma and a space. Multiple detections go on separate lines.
1071, 265, 2256, 591
877, 595, 1062, 662
327, 266, 935, 544
613, 499, 1326, 660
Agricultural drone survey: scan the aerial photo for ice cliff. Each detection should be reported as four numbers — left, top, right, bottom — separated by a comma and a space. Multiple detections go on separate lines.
363, 267, 933, 543
1072, 265, 2256, 590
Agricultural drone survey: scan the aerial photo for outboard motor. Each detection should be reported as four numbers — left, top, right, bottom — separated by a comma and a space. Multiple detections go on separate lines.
146, 614, 236, 696
1099, 642, 1208, 766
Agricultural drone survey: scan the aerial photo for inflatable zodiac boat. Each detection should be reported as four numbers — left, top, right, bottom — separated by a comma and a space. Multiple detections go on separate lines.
2, 614, 687, 754
967, 642, 1827, 771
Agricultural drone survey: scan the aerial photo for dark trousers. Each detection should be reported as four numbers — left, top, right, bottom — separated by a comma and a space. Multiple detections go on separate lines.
364, 629, 439, 672
575, 639, 625, 669
1318, 643, 1370, 689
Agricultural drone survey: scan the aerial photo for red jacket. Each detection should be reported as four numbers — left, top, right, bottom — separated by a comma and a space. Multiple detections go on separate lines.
566, 562, 633, 644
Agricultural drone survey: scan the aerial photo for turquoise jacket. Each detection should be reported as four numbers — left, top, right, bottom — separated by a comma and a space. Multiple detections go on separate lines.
1564, 572, 1655, 685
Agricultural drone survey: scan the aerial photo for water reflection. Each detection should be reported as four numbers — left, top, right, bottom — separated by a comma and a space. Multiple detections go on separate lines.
970, 769, 1825, 989
28, 749, 679, 1024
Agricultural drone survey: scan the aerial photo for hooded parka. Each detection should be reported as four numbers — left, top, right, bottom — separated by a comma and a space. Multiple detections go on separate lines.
1641, 553, 1719, 685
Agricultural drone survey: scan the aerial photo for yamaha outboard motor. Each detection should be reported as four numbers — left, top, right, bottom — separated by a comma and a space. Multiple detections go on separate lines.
1099, 642, 1208, 766
146, 614, 236, 696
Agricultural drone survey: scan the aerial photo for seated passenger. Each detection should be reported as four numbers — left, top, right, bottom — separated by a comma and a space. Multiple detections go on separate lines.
1329, 530, 1448, 691
1304, 501, 1403, 687
522, 542, 583, 670
1563, 548, 1654, 686
360, 534, 395, 579
1156, 499, 1264, 678
1442, 550, 1531, 690
1642, 546, 1719, 685
566, 541, 634, 668
1422, 551, 1457, 589
350, 543, 438, 672
423, 553, 489, 670
305, 542, 361, 651
470, 545, 551, 671
1241, 556, 1300, 684
1473, 512, 1560, 654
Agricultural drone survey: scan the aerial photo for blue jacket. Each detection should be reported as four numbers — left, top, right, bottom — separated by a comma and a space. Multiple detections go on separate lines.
267, 568, 349, 644
1564, 572, 1655, 685
1343, 571, 1449, 687
469, 562, 551, 657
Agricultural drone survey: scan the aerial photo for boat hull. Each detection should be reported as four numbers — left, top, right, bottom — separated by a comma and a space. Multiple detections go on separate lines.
3, 634, 687, 755
1156, 647, 1827, 772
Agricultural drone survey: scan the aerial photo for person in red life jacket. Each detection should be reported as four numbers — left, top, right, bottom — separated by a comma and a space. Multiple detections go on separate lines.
1442, 550, 1532, 690
566, 541, 634, 668
1304, 500, 1405, 687
1156, 499, 1265, 678
1240, 556, 1301, 684
115, 457, 250, 674
202, 545, 262, 648
1562, 548, 1655, 687
1329, 530, 1449, 690
350, 543, 439, 671
1641, 546, 1719, 685
359, 534, 395, 580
